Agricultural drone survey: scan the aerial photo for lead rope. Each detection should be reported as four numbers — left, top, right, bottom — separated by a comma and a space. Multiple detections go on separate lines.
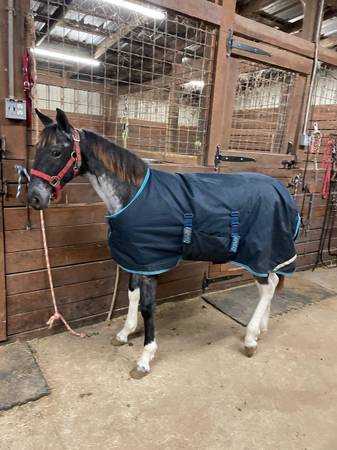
40, 210, 86, 338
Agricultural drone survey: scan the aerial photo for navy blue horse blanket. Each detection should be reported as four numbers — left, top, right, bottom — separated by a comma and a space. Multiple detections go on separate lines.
107, 168, 300, 277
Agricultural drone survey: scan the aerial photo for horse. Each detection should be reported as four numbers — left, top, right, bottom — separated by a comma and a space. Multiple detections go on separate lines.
28, 108, 300, 379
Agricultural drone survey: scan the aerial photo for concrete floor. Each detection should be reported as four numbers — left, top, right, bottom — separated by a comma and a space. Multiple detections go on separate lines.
1, 268, 337, 450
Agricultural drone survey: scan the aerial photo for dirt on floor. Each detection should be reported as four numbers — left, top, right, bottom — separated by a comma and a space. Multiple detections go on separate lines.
1, 268, 337, 450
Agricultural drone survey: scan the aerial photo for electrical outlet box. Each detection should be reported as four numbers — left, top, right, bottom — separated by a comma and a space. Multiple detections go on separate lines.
5, 98, 27, 120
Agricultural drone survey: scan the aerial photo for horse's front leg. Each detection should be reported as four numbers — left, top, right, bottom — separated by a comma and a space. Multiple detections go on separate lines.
130, 275, 157, 379
112, 273, 141, 346
244, 273, 279, 357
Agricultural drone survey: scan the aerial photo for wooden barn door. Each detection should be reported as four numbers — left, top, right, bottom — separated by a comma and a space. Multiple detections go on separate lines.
206, 29, 313, 288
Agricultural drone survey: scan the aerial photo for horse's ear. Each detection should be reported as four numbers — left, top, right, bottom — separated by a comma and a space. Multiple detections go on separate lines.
35, 108, 53, 127
56, 108, 72, 133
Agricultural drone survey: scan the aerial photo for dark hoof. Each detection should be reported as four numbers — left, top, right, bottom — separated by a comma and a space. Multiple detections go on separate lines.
111, 337, 127, 347
129, 367, 149, 379
244, 345, 257, 357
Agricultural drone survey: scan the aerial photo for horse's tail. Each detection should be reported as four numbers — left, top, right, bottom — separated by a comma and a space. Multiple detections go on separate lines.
276, 274, 285, 291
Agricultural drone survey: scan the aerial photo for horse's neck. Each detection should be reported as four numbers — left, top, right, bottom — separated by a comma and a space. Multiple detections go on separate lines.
80, 130, 145, 215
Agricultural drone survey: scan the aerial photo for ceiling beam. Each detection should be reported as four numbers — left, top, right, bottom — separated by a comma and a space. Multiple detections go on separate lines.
35, 16, 110, 38
94, 23, 139, 60
36, 3, 71, 46
238, 0, 275, 18
300, 0, 324, 42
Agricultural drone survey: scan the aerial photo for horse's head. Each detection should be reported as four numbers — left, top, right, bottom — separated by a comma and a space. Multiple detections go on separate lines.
28, 108, 82, 209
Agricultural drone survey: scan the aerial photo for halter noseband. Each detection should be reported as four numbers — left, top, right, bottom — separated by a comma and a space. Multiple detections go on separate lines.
30, 128, 82, 201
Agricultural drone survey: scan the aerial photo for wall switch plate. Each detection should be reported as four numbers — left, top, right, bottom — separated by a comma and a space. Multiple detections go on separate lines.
5, 98, 27, 120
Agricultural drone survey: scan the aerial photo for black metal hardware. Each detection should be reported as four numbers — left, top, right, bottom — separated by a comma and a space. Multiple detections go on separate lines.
287, 174, 302, 196
214, 145, 256, 170
226, 29, 272, 58
0, 136, 6, 159
202, 272, 242, 292
0, 180, 8, 197
281, 159, 298, 169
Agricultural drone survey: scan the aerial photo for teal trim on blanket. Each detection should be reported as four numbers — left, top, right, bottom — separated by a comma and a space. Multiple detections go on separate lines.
107, 167, 151, 219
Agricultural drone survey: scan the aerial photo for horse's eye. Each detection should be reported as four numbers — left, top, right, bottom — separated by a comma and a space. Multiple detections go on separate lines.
51, 150, 62, 158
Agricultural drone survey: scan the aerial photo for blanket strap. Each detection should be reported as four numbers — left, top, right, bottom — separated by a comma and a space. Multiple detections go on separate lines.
229, 211, 240, 254
183, 213, 193, 244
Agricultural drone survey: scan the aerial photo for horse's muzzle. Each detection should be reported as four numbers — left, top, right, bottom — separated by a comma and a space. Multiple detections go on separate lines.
27, 178, 52, 210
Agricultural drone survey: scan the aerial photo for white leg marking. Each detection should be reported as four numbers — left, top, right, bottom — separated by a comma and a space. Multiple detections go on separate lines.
244, 274, 278, 349
116, 288, 140, 343
136, 341, 158, 373
260, 302, 270, 333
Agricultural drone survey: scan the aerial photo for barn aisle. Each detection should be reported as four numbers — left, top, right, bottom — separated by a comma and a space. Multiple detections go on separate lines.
0, 268, 337, 450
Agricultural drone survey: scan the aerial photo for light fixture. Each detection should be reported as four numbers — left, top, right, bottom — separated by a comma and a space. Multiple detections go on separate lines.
31, 48, 101, 66
102, 0, 165, 20
288, 14, 304, 24
183, 80, 205, 91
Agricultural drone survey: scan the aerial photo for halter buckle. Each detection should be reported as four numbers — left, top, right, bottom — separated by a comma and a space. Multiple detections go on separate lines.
72, 131, 80, 142
50, 176, 60, 187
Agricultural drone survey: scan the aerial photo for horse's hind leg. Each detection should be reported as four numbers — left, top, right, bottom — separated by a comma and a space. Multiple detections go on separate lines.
244, 273, 279, 357
112, 274, 141, 346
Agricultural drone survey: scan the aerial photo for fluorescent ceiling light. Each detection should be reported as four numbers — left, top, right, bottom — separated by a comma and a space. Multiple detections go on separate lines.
102, 0, 165, 20
288, 14, 304, 24
324, 29, 337, 37
31, 48, 100, 66
183, 80, 205, 90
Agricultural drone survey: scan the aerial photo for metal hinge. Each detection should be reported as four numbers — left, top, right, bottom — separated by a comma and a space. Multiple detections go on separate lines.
0, 180, 8, 198
214, 145, 256, 170
0, 136, 6, 159
226, 30, 272, 58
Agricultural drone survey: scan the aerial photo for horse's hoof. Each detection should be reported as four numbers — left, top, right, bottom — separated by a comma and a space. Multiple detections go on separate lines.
111, 337, 127, 346
245, 345, 257, 357
129, 367, 149, 379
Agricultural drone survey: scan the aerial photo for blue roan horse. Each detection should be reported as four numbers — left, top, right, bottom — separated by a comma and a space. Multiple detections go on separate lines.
28, 108, 300, 379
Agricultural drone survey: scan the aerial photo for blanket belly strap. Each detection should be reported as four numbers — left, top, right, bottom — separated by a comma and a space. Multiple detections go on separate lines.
229, 211, 240, 254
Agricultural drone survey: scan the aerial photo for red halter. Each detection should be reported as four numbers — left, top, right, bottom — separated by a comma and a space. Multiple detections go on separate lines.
30, 128, 82, 201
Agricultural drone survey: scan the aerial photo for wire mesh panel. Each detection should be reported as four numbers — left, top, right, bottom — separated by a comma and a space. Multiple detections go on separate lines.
31, 0, 217, 158
229, 59, 297, 153
311, 64, 337, 150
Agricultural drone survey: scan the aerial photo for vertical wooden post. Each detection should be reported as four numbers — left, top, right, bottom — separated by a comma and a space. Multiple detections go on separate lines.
300, 0, 324, 42
0, 0, 8, 341
206, 0, 237, 166
0, 0, 30, 341
166, 65, 179, 154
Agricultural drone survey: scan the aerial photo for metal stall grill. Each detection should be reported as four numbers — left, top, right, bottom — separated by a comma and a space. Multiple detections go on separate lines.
311, 64, 337, 149
229, 59, 297, 153
31, 0, 217, 159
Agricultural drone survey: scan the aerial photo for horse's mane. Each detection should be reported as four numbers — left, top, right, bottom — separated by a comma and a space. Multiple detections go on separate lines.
85, 130, 147, 187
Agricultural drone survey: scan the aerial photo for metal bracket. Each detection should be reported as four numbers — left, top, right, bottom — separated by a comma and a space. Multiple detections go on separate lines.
226, 30, 272, 58
0, 180, 8, 198
0, 136, 6, 159
202, 272, 242, 292
281, 159, 298, 169
214, 145, 256, 170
